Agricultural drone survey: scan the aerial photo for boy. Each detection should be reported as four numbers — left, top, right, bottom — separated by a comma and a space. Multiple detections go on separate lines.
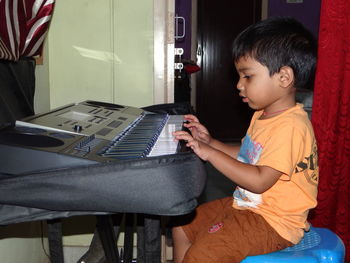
172, 17, 318, 263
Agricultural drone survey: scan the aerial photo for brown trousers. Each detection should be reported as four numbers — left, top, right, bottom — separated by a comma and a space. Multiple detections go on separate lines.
182, 197, 293, 263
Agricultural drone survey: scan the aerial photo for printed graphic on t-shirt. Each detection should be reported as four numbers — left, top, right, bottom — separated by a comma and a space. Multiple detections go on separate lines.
233, 134, 263, 208
237, 134, 263, 164
295, 142, 319, 186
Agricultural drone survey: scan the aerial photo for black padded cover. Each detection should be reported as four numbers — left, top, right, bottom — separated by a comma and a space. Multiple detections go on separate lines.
0, 152, 206, 225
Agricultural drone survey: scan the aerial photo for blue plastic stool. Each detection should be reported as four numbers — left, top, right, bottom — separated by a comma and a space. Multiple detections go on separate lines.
242, 227, 345, 263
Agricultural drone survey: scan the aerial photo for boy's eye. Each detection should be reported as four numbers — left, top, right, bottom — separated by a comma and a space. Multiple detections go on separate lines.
243, 75, 251, 79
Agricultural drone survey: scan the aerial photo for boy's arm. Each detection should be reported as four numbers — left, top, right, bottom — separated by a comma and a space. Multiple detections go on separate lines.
209, 139, 241, 159
174, 131, 280, 194
207, 148, 281, 194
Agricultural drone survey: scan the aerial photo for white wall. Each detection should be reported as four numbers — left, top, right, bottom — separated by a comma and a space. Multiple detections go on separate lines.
44, 0, 155, 110
0, 222, 49, 263
34, 43, 50, 114
34, 0, 174, 113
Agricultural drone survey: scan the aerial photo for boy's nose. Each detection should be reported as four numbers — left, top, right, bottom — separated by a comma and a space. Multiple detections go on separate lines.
236, 81, 244, 91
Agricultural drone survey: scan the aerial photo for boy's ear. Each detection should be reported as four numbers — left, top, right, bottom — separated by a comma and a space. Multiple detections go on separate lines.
278, 66, 294, 88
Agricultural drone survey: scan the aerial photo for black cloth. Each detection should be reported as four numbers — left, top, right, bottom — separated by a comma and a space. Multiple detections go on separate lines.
142, 101, 194, 115
0, 152, 205, 224
0, 58, 36, 129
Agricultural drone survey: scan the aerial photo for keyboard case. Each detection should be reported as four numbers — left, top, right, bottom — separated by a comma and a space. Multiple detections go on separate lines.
0, 102, 206, 224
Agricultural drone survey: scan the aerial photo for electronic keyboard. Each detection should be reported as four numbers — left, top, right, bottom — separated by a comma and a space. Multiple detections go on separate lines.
0, 100, 187, 174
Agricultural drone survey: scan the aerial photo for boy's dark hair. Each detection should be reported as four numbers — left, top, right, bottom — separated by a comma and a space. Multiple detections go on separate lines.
232, 16, 317, 90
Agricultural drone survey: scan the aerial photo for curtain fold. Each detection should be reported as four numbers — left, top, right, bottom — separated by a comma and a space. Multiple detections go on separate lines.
310, 0, 350, 261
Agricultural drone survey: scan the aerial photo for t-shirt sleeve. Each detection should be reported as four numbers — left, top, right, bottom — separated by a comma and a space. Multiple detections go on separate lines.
257, 124, 305, 180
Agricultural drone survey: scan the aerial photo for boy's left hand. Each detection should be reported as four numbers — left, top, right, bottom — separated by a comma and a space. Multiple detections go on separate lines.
173, 130, 213, 161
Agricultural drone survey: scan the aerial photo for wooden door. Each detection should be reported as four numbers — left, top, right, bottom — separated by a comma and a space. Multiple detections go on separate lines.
196, 1, 261, 141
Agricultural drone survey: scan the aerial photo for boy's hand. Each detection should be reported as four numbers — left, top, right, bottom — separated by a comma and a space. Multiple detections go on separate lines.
173, 130, 213, 161
183, 114, 212, 145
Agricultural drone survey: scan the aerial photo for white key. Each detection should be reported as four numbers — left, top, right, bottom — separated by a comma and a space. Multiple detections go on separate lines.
148, 115, 184, 156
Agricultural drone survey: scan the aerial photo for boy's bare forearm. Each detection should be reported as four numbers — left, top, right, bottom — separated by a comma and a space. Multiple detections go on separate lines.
209, 139, 241, 159
206, 148, 281, 194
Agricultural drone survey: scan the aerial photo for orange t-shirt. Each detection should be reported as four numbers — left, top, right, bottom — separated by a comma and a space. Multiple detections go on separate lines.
232, 104, 318, 244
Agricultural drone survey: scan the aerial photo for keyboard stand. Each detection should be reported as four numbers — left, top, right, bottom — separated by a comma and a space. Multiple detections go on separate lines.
47, 219, 64, 263
47, 214, 163, 263
96, 215, 120, 262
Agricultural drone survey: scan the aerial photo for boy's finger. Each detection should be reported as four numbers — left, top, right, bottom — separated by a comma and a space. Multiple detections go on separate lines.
173, 130, 189, 136
184, 114, 199, 122
184, 122, 202, 129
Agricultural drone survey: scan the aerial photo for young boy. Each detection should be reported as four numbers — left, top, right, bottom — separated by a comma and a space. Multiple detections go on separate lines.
172, 17, 319, 263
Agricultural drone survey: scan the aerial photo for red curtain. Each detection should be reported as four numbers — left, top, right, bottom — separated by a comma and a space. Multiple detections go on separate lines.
310, 0, 350, 261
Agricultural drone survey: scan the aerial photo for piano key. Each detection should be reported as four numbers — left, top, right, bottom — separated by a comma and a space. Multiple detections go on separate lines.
147, 115, 184, 157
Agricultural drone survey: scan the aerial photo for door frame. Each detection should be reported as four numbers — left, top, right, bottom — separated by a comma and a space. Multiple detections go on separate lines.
153, 0, 175, 104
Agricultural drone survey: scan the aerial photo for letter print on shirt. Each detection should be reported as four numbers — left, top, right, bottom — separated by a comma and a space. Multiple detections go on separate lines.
295, 142, 318, 186
233, 134, 263, 208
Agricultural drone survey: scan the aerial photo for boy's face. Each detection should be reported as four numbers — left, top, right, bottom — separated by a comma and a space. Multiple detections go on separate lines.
234, 56, 283, 111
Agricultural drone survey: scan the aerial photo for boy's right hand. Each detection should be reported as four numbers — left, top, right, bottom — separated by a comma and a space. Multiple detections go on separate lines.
173, 130, 214, 161
183, 114, 212, 145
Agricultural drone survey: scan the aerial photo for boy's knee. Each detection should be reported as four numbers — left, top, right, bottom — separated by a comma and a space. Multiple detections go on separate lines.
172, 226, 190, 244
172, 226, 192, 263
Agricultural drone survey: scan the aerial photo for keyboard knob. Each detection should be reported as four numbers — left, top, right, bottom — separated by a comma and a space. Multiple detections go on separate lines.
73, 124, 83, 132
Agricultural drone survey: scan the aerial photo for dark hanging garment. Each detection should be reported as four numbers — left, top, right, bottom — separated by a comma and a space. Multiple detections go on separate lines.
0, 57, 36, 128
0, 0, 55, 128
